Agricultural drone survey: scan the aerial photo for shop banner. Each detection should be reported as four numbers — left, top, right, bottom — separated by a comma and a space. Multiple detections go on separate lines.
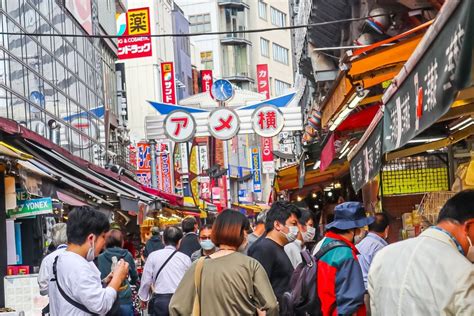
251, 147, 262, 192
159, 142, 173, 194
161, 62, 177, 104
350, 121, 383, 192
261, 137, 274, 173
8, 197, 53, 219
201, 70, 213, 93
257, 64, 270, 99
383, 0, 473, 153
117, 7, 152, 60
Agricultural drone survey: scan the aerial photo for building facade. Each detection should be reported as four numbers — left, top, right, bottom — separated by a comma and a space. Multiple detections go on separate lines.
0, 0, 126, 165
172, 4, 193, 101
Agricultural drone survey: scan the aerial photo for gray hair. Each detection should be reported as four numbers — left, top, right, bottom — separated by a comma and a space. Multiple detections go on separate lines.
52, 223, 67, 246
151, 226, 160, 236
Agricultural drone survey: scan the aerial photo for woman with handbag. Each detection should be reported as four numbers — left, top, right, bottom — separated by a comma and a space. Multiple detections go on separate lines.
169, 209, 279, 316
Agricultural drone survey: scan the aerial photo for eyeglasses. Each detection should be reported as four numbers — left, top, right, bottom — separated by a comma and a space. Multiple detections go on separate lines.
200, 236, 212, 240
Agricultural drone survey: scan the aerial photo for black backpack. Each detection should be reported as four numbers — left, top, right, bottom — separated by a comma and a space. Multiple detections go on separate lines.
281, 240, 348, 316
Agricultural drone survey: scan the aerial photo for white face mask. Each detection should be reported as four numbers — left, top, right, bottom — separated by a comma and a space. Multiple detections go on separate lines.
282, 226, 299, 243
466, 236, 474, 263
303, 226, 316, 242
86, 238, 95, 262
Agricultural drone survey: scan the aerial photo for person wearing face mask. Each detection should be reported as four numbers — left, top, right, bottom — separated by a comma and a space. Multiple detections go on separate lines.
191, 224, 217, 261
249, 201, 301, 311
48, 206, 130, 315
170, 209, 278, 315
368, 190, 474, 315
284, 210, 316, 268
316, 202, 374, 316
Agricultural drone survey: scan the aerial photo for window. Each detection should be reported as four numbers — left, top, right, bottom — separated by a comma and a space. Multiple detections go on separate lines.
275, 79, 291, 96
189, 13, 211, 33
270, 7, 286, 27
258, 1, 267, 20
260, 38, 269, 57
273, 43, 289, 64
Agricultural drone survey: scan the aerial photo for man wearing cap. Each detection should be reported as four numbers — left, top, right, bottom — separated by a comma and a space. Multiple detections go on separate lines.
316, 202, 373, 316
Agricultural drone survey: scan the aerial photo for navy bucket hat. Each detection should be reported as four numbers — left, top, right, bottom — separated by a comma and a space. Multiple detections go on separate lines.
326, 202, 374, 230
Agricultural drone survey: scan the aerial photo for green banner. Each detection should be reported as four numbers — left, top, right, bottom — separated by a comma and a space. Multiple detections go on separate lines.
383, 0, 473, 153
8, 197, 53, 219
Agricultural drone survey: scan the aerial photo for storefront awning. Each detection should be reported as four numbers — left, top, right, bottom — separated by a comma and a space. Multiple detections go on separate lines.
321, 29, 427, 128
275, 160, 349, 192
56, 191, 87, 207
0, 141, 32, 160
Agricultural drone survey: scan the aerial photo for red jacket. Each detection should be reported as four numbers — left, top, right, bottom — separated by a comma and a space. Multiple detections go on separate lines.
317, 232, 366, 316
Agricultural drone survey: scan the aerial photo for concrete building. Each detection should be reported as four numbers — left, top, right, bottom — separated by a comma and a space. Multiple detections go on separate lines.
172, 4, 193, 101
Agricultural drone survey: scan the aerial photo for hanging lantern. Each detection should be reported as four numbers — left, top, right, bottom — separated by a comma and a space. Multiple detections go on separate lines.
366, 8, 391, 34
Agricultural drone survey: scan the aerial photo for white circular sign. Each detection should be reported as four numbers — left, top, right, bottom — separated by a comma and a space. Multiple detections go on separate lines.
208, 108, 240, 140
252, 105, 285, 137
71, 117, 98, 149
164, 110, 196, 142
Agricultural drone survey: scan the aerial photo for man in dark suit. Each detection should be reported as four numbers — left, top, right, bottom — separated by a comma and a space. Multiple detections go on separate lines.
178, 217, 200, 257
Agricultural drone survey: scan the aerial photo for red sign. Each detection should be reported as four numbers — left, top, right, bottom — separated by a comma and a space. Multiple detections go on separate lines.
257, 64, 270, 99
261, 137, 274, 162
161, 62, 176, 104
158, 142, 173, 193
201, 70, 213, 93
117, 7, 152, 60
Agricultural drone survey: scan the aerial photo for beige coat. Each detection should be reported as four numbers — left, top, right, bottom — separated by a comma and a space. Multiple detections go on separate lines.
368, 228, 474, 316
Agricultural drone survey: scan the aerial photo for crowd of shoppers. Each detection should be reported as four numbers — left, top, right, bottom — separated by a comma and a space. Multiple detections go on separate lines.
40, 190, 474, 315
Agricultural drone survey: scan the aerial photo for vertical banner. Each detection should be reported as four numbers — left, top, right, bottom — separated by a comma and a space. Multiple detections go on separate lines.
135, 142, 152, 187
251, 147, 262, 192
198, 144, 210, 200
117, 7, 152, 60
159, 142, 173, 194
261, 137, 274, 173
161, 62, 176, 104
201, 70, 213, 93
257, 64, 270, 99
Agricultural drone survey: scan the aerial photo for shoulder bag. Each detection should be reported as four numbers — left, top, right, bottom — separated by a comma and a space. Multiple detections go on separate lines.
148, 250, 178, 314
192, 257, 206, 316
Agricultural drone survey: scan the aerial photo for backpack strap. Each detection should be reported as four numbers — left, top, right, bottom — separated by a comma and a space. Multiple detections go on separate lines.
314, 240, 349, 261
52, 256, 99, 316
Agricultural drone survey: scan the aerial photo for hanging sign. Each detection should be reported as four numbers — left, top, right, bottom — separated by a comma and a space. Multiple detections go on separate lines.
350, 121, 383, 192
201, 70, 213, 93
117, 7, 152, 60
161, 62, 177, 104
164, 110, 196, 142
261, 137, 274, 173
208, 108, 240, 140
158, 142, 173, 193
383, 0, 473, 153
252, 105, 285, 137
251, 147, 262, 192
8, 197, 53, 219
257, 64, 270, 99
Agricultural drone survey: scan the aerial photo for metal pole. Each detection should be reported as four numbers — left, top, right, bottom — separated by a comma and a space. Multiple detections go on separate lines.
294, 131, 303, 158
149, 139, 158, 189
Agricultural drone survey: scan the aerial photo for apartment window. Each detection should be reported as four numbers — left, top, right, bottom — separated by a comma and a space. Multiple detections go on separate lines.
258, 1, 267, 20
275, 79, 291, 96
273, 43, 289, 64
260, 38, 269, 57
270, 7, 286, 27
189, 14, 211, 33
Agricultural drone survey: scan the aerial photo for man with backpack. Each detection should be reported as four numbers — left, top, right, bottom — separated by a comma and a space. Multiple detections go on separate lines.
282, 202, 373, 316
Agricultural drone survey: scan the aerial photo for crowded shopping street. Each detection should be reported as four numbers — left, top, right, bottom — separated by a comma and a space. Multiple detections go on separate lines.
0, 0, 473, 315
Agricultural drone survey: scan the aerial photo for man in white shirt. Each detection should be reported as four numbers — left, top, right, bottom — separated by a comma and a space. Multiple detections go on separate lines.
38, 222, 68, 296
369, 190, 474, 315
139, 226, 192, 316
48, 207, 130, 315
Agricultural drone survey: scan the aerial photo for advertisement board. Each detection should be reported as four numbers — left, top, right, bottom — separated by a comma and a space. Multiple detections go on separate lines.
117, 7, 152, 60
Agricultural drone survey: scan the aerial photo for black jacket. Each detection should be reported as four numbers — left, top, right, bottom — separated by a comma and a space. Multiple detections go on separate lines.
144, 235, 165, 258
179, 233, 201, 257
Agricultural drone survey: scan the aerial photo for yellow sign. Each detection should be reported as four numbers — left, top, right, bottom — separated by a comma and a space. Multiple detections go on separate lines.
127, 8, 150, 35
200, 51, 213, 61
382, 167, 449, 196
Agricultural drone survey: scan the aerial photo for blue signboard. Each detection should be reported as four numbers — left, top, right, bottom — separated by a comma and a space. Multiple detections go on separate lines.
251, 147, 262, 193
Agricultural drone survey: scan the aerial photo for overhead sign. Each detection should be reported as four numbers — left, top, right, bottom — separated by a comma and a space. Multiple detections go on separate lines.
117, 7, 152, 60
158, 142, 173, 194
252, 105, 285, 137
161, 62, 177, 104
251, 147, 262, 192
383, 0, 473, 153
261, 137, 275, 173
257, 64, 270, 99
145, 92, 303, 140
8, 198, 53, 219
164, 110, 196, 142
350, 121, 383, 192
208, 108, 240, 140
201, 70, 213, 93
